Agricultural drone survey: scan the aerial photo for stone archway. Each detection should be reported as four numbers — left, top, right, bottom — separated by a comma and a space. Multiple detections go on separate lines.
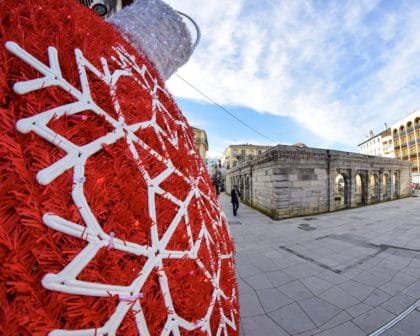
370, 173, 380, 203
355, 173, 367, 205
334, 172, 350, 209
382, 173, 391, 200
393, 172, 400, 198
244, 175, 251, 202
239, 176, 244, 200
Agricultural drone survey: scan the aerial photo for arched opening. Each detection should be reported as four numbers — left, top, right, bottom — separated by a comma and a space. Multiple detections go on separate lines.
334, 173, 349, 209
382, 173, 391, 200
370, 174, 379, 202
415, 118, 420, 141
245, 176, 250, 202
355, 174, 366, 205
239, 176, 244, 200
407, 121, 415, 143
392, 172, 400, 198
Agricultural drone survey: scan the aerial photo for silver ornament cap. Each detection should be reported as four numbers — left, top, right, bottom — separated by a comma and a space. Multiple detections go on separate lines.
108, 0, 194, 80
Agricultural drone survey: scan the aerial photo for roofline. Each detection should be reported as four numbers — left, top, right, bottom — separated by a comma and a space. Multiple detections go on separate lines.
226, 144, 272, 148
357, 128, 391, 146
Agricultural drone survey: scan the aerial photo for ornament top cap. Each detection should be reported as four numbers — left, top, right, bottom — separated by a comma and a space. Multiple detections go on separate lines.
108, 0, 199, 80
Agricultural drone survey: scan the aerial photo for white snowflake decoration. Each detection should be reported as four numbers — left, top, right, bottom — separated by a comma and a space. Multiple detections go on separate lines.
5, 41, 237, 336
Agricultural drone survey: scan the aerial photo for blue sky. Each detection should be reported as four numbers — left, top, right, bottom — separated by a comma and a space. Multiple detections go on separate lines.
164, 0, 420, 158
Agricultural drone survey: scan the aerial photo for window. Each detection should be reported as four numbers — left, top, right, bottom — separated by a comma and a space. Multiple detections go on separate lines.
241, 149, 246, 155
233, 161, 238, 167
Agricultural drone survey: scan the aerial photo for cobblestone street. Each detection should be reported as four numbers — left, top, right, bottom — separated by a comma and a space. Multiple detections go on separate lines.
220, 193, 420, 335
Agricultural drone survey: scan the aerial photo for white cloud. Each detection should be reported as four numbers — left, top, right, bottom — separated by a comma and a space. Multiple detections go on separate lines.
164, 0, 420, 147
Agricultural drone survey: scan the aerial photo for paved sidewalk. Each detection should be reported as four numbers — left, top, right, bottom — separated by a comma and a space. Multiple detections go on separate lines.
220, 194, 420, 336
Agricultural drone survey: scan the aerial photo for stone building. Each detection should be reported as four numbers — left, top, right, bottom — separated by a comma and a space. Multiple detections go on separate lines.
380, 127, 394, 158
192, 127, 208, 161
222, 144, 272, 169
357, 109, 420, 183
226, 145, 411, 219
391, 109, 420, 183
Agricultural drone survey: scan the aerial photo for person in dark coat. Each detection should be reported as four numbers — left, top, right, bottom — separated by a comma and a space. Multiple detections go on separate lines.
231, 185, 241, 216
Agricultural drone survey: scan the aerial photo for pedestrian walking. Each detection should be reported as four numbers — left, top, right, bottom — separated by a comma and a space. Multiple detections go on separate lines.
231, 185, 241, 216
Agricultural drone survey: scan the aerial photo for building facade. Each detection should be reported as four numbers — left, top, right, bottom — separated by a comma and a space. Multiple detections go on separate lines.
226, 145, 411, 220
358, 109, 420, 183
381, 127, 394, 158
192, 127, 208, 161
222, 144, 272, 170
391, 110, 420, 183
358, 130, 390, 157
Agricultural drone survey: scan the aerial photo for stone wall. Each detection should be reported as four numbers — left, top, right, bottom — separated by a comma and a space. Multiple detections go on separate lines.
226, 145, 412, 219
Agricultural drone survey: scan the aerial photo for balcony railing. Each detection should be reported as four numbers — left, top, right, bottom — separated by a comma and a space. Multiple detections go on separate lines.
235, 154, 255, 162
194, 136, 207, 142
407, 127, 414, 133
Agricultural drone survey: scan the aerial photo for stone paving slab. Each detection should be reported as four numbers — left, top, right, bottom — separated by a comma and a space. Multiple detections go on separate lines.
382, 308, 420, 335
268, 303, 317, 334
241, 315, 289, 336
220, 194, 420, 335
315, 321, 365, 336
352, 307, 395, 333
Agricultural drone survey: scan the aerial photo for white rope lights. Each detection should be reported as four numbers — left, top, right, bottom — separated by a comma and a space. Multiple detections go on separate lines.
5, 41, 237, 336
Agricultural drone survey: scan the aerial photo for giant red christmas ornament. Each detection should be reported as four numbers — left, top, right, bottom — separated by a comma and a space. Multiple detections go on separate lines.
0, 0, 238, 335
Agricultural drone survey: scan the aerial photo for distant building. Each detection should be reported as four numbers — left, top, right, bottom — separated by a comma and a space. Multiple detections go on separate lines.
210, 161, 224, 194
192, 127, 208, 161
292, 143, 307, 148
357, 109, 420, 183
358, 130, 387, 157
206, 157, 220, 172
391, 109, 420, 183
222, 144, 272, 170
381, 127, 394, 158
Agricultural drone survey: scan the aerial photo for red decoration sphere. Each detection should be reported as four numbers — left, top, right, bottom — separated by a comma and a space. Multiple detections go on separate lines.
0, 1, 239, 335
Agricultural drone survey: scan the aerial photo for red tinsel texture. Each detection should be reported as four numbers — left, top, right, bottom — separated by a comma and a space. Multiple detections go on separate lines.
0, 0, 239, 335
